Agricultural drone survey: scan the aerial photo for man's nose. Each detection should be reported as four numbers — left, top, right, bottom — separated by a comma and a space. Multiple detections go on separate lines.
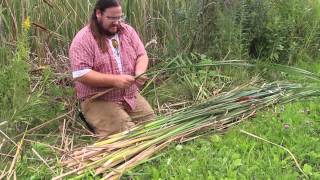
112, 21, 120, 25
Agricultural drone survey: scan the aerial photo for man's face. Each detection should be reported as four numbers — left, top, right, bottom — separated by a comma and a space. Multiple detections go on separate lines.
96, 6, 123, 35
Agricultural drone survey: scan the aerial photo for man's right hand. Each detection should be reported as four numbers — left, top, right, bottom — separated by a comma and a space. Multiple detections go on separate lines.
113, 75, 135, 89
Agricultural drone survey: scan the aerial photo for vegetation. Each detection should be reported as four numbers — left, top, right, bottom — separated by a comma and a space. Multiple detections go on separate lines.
133, 100, 320, 180
0, 0, 319, 179
57, 82, 319, 179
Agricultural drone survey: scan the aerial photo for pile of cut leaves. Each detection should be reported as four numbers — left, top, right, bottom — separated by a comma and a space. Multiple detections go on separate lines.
54, 82, 319, 180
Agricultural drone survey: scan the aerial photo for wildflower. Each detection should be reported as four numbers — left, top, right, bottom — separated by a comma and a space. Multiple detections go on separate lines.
283, 123, 290, 129
23, 16, 31, 31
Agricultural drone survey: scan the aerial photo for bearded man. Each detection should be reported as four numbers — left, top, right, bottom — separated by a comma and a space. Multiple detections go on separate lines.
69, 0, 155, 138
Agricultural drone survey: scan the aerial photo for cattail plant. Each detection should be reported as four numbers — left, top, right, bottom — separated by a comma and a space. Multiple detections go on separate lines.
53, 82, 319, 180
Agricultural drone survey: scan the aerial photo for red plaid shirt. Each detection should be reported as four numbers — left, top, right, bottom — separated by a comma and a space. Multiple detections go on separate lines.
69, 23, 147, 110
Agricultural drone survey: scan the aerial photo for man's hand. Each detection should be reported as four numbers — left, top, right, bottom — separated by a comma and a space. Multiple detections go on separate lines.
113, 75, 135, 89
135, 75, 149, 87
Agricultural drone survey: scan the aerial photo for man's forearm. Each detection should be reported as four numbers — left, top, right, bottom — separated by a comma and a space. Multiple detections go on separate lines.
76, 70, 116, 88
135, 54, 149, 76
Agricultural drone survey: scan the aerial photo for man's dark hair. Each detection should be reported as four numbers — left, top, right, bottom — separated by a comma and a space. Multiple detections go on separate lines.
90, 0, 121, 53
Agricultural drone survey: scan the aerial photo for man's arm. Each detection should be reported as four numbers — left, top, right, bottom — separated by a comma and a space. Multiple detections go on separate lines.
135, 54, 149, 76
134, 54, 149, 86
76, 70, 135, 89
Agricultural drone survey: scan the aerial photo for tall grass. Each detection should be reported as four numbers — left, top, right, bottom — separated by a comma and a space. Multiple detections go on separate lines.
0, 16, 64, 135
0, 0, 95, 59
1, 0, 320, 64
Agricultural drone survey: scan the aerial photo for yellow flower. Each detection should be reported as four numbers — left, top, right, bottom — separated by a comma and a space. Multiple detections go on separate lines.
23, 16, 31, 31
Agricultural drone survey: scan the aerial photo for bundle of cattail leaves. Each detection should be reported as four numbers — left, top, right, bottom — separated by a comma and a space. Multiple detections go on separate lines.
54, 82, 319, 180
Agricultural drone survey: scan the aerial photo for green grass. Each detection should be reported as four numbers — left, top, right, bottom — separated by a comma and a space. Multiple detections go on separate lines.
130, 100, 320, 180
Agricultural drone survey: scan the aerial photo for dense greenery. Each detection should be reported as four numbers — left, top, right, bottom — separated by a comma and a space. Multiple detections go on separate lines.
1, 0, 319, 62
0, 0, 319, 179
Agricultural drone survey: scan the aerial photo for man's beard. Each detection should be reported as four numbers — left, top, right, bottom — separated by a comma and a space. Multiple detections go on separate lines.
97, 21, 118, 36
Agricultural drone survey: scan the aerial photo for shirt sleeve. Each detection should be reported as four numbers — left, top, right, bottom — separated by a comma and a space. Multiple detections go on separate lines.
128, 26, 147, 58
69, 37, 94, 72
72, 69, 92, 79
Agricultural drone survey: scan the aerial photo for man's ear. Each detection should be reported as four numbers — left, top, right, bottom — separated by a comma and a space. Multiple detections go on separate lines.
96, 9, 103, 20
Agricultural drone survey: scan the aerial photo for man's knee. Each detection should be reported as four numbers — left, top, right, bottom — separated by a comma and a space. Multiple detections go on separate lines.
131, 94, 156, 122
80, 100, 132, 137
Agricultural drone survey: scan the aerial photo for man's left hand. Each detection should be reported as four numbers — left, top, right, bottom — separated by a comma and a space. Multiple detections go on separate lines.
135, 74, 149, 87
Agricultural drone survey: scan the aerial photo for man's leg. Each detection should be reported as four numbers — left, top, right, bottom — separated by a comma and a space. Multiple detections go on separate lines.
128, 93, 156, 124
81, 100, 133, 138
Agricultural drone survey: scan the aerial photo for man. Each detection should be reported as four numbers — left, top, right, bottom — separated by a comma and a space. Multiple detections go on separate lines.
69, 0, 155, 138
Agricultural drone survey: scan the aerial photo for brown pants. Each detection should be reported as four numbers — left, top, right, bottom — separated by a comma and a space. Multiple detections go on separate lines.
81, 94, 155, 138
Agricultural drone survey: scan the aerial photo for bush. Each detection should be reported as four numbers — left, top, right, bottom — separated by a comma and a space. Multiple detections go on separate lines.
205, 0, 320, 63
0, 17, 63, 133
